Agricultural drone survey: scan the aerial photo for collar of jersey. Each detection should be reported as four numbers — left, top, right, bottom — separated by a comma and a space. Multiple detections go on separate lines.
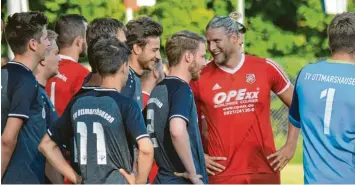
94, 88, 118, 92
326, 59, 355, 65
215, 53, 245, 74
165, 76, 188, 84
8, 61, 31, 71
59, 54, 77, 62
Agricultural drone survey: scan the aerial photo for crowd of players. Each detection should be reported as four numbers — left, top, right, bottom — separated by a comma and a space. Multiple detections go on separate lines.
1, 9, 354, 184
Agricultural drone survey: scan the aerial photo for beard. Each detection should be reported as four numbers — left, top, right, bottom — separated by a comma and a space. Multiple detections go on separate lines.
189, 60, 201, 81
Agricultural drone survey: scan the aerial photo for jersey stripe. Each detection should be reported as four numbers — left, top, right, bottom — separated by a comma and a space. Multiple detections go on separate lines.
8, 113, 29, 119
266, 59, 290, 83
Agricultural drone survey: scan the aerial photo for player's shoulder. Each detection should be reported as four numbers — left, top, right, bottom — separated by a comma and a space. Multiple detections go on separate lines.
299, 59, 329, 73
3, 62, 36, 85
162, 76, 193, 97
59, 58, 89, 73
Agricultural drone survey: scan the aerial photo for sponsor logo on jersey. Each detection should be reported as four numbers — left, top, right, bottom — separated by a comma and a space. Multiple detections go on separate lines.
212, 83, 222, 90
213, 88, 259, 105
246, 74, 256, 84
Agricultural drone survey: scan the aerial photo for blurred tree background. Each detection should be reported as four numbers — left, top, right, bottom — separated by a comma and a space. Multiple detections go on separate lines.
1, 0, 354, 167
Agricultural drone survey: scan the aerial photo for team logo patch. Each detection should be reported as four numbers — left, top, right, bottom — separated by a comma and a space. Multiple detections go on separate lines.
246, 74, 256, 84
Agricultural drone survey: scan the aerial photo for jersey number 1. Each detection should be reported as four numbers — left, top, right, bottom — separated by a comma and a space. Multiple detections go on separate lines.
320, 88, 335, 135
74, 122, 107, 165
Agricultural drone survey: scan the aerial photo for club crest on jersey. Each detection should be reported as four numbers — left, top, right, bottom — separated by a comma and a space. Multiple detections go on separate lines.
246, 74, 256, 84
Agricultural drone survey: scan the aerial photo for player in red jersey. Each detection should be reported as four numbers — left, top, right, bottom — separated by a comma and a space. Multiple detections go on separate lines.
45, 14, 89, 116
190, 12, 298, 184
141, 59, 165, 108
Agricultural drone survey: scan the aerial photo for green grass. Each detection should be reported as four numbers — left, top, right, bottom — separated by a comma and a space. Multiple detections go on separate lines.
281, 164, 304, 184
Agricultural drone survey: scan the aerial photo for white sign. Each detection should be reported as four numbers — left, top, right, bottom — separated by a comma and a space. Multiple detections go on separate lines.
137, 0, 156, 7
322, 0, 347, 14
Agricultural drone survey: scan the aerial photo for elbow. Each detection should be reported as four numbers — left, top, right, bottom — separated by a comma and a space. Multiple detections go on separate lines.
170, 126, 186, 139
138, 138, 154, 158
1, 137, 17, 150
38, 134, 53, 155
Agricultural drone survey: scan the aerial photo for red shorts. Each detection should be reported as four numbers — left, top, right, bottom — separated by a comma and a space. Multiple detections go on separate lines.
149, 161, 159, 184
209, 172, 280, 184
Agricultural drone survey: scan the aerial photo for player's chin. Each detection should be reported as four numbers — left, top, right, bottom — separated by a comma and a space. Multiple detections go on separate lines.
191, 73, 201, 81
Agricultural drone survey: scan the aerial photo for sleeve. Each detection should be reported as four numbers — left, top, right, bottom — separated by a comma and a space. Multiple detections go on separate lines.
72, 65, 90, 96
288, 71, 302, 128
46, 98, 59, 129
8, 76, 37, 120
47, 101, 74, 148
266, 58, 291, 95
123, 101, 149, 141
169, 85, 193, 123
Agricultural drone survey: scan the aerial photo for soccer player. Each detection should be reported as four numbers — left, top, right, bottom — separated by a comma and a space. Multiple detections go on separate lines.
285, 12, 355, 184
145, 30, 208, 184
1, 12, 50, 183
45, 14, 89, 116
189, 12, 295, 184
38, 37, 154, 184
33, 29, 64, 184
141, 59, 165, 108
123, 16, 163, 109
83, 17, 127, 87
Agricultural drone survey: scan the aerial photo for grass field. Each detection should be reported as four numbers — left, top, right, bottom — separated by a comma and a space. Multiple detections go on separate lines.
281, 164, 304, 184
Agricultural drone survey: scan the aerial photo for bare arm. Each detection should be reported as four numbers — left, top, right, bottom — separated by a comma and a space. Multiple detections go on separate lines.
277, 85, 294, 107
135, 137, 154, 184
1, 118, 23, 177
170, 118, 196, 174
38, 134, 81, 184
45, 161, 64, 184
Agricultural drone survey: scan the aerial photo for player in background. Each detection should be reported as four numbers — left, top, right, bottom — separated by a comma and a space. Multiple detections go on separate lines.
282, 12, 355, 184
123, 16, 163, 109
1, 12, 50, 183
45, 14, 89, 116
39, 37, 154, 184
141, 59, 165, 108
83, 17, 127, 87
162, 58, 170, 76
146, 30, 208, 184
33, 29, 64, 184
190, 12, 296, 183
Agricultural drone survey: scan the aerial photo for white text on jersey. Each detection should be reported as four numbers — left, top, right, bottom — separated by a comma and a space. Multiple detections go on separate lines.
73, 108, 114, 123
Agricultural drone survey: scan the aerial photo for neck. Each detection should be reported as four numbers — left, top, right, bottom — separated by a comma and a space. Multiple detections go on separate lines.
330, 52, 355, 64
141, 78, 156, 94
13, 53, 40, 71
35, 73, 47, 87
101, 76, 123, 92
168, 65, 191, 83
222, 51, 242, 69
59, 47, 79, 62
86, 73, 102, 86
129, 55, 143, 75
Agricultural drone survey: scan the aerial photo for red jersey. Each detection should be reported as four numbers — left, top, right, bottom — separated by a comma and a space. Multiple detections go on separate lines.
45, 55, 89, 116
142, 91, 150, 108
190, 54, 290, 182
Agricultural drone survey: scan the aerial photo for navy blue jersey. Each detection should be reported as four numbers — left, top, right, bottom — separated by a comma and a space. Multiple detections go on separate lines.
1, 61, 47, 184
145, 76, 208, 184
47, 88, 149, 184
39, 85, 59, 129
121, 67, 143, 109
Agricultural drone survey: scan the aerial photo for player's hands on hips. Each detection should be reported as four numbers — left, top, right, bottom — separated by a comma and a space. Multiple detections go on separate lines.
267, 144, 297, 171
204, 154, 226, 176
174, 172, 204, 184
119, 168, 136, 184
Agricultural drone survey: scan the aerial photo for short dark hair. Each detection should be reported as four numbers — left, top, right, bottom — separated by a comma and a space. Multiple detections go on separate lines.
92, 37, 131, 77
328, 12, 355, 54
87, 18, 126, 73
206, 11, 246, 35
126, 16, 163, 50
165, 30, 206, 67
5, 12, 48, 54
47, 30, 58, 43
54, 14, 87, 48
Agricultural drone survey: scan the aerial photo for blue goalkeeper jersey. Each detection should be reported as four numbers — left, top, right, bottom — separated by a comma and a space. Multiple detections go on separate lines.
289, 60, 355, 184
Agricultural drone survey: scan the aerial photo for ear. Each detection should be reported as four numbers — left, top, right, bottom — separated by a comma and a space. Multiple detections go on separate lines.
74, 36, 83, 47
28, 39, 38, 52
153, 68, 159, 80
184, 51, 194, 64
39, 59, 46, 67
132, 44, 142, 55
